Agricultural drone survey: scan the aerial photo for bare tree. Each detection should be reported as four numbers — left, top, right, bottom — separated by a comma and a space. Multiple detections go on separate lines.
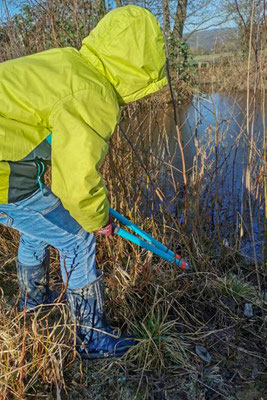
113, 0, 229, 41
224, 0, 266, 55
173, 0, 188, 39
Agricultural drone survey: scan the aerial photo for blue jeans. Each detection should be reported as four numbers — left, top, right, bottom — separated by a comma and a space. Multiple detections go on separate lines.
0, 185, 97, 289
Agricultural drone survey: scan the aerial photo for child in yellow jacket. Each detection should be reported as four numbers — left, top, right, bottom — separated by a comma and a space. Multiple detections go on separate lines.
0, 5, 167, 359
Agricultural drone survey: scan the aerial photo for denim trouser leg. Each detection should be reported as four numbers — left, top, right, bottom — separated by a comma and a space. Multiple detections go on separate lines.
0, 185, 97, 290
18, 233, 48, 266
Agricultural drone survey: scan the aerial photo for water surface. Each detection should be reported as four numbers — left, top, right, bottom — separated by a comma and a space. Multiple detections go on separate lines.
147, 91, 265, 261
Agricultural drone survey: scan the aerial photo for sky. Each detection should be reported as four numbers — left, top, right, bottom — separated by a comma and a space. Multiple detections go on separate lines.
0, 0, 19, 20
0, 0, 236, 32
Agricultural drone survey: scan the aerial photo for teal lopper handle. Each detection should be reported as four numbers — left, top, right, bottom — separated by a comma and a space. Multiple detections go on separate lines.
110, 208, 190, 270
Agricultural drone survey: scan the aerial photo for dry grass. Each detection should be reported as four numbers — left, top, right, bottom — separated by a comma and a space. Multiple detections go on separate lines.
0, 234, 266, 399
0, 1, 266, 399
197, 52, 267, 93
0, 90, 266, 398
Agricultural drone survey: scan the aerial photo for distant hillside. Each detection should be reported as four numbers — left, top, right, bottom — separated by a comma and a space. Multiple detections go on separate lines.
185, 28, 238, 53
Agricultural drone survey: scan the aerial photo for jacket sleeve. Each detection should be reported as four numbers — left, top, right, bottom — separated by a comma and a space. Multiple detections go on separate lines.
50, 87, 119, 232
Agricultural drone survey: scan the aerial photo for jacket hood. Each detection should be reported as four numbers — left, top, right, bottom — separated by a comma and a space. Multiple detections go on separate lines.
79, 5, 167, 105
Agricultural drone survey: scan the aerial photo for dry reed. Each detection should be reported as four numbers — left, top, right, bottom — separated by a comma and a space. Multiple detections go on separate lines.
0, 1, 266, 399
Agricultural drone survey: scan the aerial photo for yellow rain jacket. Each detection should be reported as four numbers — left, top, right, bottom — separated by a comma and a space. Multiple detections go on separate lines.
0, 5, 167, 232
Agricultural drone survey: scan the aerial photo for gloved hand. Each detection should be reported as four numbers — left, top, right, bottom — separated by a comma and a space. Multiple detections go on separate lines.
93, 215, 113, 237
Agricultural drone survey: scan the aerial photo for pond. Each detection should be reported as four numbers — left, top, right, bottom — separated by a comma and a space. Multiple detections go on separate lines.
146, 91, 265, 262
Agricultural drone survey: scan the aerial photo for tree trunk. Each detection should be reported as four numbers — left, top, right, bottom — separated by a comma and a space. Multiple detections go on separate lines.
114, 0, 123, 6
173, 0, 188, 39
162, 0, 171, 38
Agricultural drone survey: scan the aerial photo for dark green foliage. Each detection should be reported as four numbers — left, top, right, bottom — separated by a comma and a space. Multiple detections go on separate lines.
166, 35, 196, 102
168, 36, 194, 81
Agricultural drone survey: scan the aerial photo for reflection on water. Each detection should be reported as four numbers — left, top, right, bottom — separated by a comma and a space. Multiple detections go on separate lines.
151, 92, 265, 261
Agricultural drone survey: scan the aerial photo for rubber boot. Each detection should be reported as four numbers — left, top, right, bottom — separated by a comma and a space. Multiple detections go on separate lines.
17, 248, 60, 311
66, 271, 136, 359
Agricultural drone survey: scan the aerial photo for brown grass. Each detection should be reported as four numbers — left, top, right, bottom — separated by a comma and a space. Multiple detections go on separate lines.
0, 1, 266, 399
1, 91, 266, 398
197, 52, 267, 92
